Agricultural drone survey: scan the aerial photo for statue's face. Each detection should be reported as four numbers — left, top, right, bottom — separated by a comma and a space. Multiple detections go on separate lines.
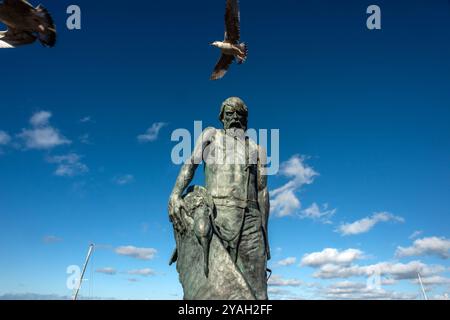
222, 105, 247, 130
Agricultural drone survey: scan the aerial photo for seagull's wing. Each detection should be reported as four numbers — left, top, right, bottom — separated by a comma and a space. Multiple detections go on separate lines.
1, 0, 56, 47
32, 4, 56, 47
0, 28, 36, 48
0, 39, 15, 48
3, 0, 34, 10
224, 0, 240, 43
210, 54, 235, 80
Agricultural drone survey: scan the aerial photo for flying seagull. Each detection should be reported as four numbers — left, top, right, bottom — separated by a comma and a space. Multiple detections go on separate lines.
210, 0, 247, 80
0, 0, 56, 48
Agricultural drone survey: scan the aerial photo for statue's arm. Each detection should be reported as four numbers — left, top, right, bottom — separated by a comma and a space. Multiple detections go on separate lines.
168, 127, 215, 232
257, 146, 271, 260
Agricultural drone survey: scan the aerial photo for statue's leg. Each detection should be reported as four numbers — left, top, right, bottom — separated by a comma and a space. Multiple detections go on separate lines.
213, 205, 244, 260
236, 207, 268, 300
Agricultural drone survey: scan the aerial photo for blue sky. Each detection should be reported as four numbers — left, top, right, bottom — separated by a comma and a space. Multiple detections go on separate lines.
0, 0, 449, 299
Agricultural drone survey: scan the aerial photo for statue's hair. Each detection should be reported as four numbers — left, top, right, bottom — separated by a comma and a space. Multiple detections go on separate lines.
218, 97, 248, 126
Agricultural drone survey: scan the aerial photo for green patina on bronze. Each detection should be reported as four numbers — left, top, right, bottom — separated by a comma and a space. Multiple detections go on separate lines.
168, 97, 270, 300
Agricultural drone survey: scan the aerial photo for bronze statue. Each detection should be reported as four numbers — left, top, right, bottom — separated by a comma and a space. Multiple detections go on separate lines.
168, 97, 270, 300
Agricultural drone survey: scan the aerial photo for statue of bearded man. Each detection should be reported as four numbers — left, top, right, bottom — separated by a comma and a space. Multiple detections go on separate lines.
169, 97, 270, 300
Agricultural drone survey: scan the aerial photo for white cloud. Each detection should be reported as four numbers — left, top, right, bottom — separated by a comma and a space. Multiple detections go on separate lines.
0, 293, 70, 300
322, 281, 418, 300
337, 212, 404, 236
46, 153, 88, 177
396, 237, 450, 259
409, 230, 423, 240
301, 248, 364, 267
30, 111, 51, 127
96, 267, 117, 275
268, 275, 303, 287
115, 245, 157, 260
79, 134, 91, 144
127, 268, 156, 277
113, 174, 135, 185
79, 116, 92, 123
18, 111, 70, 150
270, 155, 318, 217
432, 293, 449, 300
42, 235, 63, 244
312, 260, 445, 280
137, 122, 167, 143
0, 130, 11, 145
267, 287, 308, 300
267, 287, 293, 295
412, 275, 450, 286
300, 203, 336, 224
275, 257, 297, 267
270, 189, 300, 217
19, 127, 71, 150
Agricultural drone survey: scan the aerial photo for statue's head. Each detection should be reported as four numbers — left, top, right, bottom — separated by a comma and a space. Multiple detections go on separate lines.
219, 97, 248, 131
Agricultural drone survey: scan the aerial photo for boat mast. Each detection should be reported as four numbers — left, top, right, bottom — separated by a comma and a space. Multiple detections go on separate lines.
417, 272, 428, 300
73, 243, 95, 301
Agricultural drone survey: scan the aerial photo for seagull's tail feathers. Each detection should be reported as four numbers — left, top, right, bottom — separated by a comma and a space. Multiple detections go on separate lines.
35, 4, 56, 47
237, 42, 248, 64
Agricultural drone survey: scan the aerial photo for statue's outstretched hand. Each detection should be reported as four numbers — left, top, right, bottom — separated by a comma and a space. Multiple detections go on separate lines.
168, 194, 186, 233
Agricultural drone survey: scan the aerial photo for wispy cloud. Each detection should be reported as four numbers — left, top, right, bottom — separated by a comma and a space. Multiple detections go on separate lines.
300, 203, 336, 224
113, 174, 135, 185
268, 275, 303, 287
267, 287, 293, 296
96, 267, 117, 275
0, 293, 115, 300
0, 130, 11, 154
0, 130, 11, 145
42, 235, 63, 244
409, 230, 423, 240
336, 212, 404, 236
78, 134, 91, 145
137, 122, 167, 143
30, 111, 52, 127
127, 268, 156, 277
0, 293, 70, 300
396, 237, 450, 259
46, 153, 88, 177
270, 155, 318, 217
275, 257, 297, 267
18, 111, 71, 150
115, 246, 157, 260
79, 116, 92, 123
321, 281, 418, 300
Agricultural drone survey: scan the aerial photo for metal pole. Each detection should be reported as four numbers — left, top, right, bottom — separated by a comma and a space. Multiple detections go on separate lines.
73, 244, 94, 301
417, 272, 428, 301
